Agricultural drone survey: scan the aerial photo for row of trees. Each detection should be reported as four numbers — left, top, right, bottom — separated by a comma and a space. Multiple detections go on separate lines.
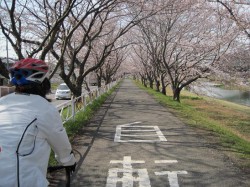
0, 0, 249, 101
130, 0, 250, 101
0, 0, 161, 96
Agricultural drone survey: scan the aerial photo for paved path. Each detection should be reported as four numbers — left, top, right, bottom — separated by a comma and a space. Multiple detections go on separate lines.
53, 79, 249, 187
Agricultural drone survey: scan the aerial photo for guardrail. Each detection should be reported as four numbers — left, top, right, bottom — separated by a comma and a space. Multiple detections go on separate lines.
0, 86, 15, 97
56, 82, 116, 124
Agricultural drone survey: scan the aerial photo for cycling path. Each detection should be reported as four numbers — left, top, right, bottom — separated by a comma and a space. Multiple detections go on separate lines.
68, 79, 249, 187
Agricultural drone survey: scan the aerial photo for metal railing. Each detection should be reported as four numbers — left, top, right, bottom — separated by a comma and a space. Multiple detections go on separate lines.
0, 86, 15, 97
56, 82, 116, 124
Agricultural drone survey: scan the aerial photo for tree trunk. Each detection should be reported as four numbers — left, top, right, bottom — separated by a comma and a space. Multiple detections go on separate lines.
160, 76, 166, 95
161, 86, 166, 95
155, 80, 160, 92
141, 76, 147, 87
149, 78, 153, 89
105, 77, 112, 85
143, 80, 147, 87
72, 85, 82, 97
173, 87, 181, 102
97, 77, 102, 87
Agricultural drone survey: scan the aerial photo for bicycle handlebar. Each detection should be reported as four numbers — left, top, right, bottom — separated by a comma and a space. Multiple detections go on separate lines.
47, 165, 66, 172
47, 162, 76, 172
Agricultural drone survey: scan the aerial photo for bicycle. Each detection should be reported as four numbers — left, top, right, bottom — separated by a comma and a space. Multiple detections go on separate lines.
47, 163, 76, 187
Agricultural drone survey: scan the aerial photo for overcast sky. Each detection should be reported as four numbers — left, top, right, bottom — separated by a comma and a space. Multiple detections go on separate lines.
0, 34, 17, 59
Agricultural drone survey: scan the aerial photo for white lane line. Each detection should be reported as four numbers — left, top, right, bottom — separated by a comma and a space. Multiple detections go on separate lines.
114, 122, 167, 143
107, 156, 151, 187
154, 126, 167, 141
121, 134, 159, 137
155, 171, 188, 187
155, 160, 178, 164
122, 130, 156, 132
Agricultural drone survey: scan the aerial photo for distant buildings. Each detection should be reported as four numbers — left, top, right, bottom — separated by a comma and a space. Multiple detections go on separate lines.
1, 57, 16, 68
0, 57, 17, 85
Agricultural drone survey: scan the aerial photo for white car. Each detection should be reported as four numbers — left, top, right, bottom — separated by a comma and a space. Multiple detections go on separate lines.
55, 83, 72, 100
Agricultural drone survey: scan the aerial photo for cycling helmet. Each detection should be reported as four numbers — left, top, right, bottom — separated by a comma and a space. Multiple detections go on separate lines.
9, 58, 49, 86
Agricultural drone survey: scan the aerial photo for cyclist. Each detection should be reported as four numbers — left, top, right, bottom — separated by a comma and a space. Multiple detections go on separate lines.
0, 58, 76, 187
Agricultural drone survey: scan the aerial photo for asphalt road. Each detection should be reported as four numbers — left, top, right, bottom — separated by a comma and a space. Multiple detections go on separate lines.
49, 79, 250, 187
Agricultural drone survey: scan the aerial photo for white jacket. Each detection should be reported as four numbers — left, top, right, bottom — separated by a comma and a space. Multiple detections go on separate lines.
0, 93, 76, 187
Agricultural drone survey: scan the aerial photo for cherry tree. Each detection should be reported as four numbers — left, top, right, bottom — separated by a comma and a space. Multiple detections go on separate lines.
215, 44, 250, 81
0, 0, 161, 97
94, 46, 128, 86
208, 0, 250, 39
52, 0, 161, 96
130, 46, 151, 87
134, 0, 238, 101
0, 0, 76, 60
207, 0, 250, 84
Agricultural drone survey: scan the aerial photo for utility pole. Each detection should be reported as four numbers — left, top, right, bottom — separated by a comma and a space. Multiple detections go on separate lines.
6, 38, 9, 69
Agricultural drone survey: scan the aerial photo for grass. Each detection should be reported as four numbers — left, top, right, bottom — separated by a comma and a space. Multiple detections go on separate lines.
136, 81, 250, 170
48, 83, 118, 166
